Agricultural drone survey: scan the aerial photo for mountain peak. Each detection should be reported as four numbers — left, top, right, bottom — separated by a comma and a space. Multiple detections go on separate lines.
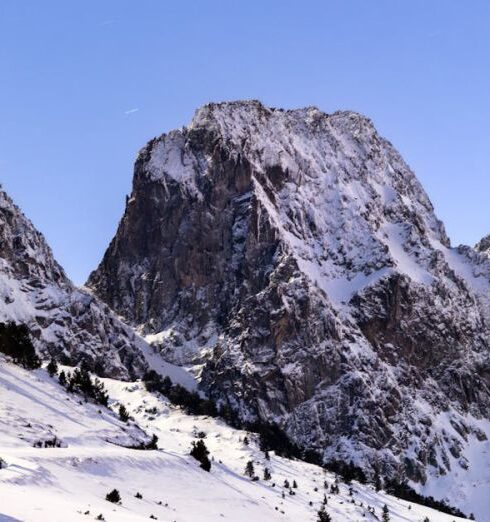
88, 101, 490, 514
188, 99, 375, 146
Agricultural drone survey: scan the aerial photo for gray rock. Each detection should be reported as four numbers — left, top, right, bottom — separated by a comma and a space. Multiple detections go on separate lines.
88, 100, 490, 484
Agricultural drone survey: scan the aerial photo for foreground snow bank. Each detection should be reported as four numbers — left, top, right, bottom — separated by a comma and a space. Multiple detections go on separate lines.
0, 360, 471, 521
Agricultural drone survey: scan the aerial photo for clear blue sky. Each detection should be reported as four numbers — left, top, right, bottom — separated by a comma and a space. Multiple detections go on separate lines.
1, 1, 489, 284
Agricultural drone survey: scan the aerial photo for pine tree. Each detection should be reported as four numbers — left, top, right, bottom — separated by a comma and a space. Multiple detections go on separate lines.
58, 370, 67, 387
382, 504, 390, 522
0, 322, 40, 369
292, 480, 298, 488
244, 460, 255, 478
243, 436, 249, 446
118, 404, 130, 423
190, 439, 211, 472
146, 433, 158, 450
264, 450, 270, 460
284, 479, 290, 489
105, 489, 121, 503
47, 358, 58, 377
317, 504, 331, 522
263, 467, 272, 481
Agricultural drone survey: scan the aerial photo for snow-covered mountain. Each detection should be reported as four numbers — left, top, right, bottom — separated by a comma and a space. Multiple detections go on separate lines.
0, 188, 149, 379
87, 101, 490, 515
0, 356, 473, 521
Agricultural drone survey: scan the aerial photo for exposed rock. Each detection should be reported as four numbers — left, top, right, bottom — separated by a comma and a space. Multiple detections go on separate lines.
0, 189, 148, 379
475, 234, 490, 257
88, 101, 490, 487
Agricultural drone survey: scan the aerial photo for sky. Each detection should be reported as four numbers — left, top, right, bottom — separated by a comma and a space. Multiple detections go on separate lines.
1, 1, 489, 284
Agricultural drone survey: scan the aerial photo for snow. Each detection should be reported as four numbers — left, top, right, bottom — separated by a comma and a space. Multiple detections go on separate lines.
379, 223, 434, 285
415, 414, 490, 521
0, 359, 472, 521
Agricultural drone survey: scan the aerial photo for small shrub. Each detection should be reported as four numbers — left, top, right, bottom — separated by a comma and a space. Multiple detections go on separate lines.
244, 460, 255, 478
105, 489, 121, 503
47, 358, 58, 377
119, 404, 130, 423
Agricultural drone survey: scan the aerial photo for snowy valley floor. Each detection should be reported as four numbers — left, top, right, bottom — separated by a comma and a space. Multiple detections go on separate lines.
0, 359, 476, 522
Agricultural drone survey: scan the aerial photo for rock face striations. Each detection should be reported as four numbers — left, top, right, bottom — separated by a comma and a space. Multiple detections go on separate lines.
0, 189, 148, 379
88, 101, 490, 484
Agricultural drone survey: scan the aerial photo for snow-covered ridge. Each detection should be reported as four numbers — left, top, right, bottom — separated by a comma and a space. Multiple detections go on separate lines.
0, 188, 151, 379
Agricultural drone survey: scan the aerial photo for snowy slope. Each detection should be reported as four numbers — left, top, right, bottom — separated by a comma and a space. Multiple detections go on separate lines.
0, 358, 473, 521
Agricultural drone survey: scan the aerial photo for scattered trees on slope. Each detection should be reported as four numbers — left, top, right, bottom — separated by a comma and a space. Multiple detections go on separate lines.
384, 480, 467, 518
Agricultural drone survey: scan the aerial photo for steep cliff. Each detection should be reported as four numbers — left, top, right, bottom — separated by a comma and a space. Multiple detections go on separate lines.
88, 101, 490, 494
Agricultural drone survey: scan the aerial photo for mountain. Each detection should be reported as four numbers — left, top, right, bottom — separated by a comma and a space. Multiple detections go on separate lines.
0, 356, 472, 522
88, 100, 490, 515
0, 188, 150, 379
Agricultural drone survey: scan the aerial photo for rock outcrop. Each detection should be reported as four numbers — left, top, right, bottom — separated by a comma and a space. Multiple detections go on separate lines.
88, 101, 490, 487
0, 189, 148, 379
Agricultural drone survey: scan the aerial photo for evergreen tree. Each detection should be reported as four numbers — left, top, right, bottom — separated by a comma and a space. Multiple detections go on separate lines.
374, 469, 382, 492
146, 433, 158, 450
382, 504, 390, 522
244, 460, 255, 478
243, 436, 249, 446
47, 357, 58, 377
118, 404, 130, 423
105, 489, 121, 503
190, 439, 211, 472
0, 322, 40, 369
264, 449, 270, 460
292, 480, 298, 488
58, 370, 67, 387
317, 504, 331, 522
263, 467, 272, 481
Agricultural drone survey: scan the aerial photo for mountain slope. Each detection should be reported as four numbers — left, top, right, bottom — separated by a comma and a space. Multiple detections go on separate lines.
87, 101, 490, 511
0, 357, 472, 521
0, 188, 150, 379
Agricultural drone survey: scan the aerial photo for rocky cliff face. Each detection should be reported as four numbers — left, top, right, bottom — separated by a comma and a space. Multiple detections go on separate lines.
88, 101, 490, 488
476, 234, 490, 257
0, 189, 148, 379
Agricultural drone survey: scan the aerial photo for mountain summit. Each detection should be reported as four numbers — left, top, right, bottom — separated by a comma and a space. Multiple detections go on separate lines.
88, 101, 490, 511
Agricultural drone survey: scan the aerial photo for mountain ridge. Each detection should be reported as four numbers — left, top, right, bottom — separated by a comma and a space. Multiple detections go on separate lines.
0, 187, 149, 379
